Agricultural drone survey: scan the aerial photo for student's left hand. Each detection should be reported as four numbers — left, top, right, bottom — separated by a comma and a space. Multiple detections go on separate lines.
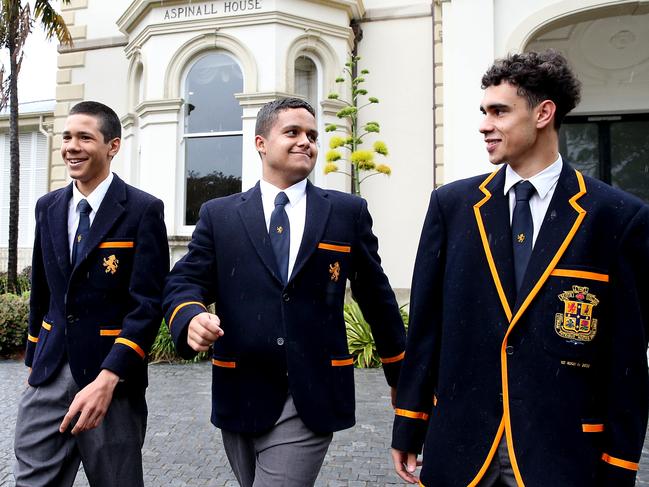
391, 387, 397, 408
59, 369, 120, 435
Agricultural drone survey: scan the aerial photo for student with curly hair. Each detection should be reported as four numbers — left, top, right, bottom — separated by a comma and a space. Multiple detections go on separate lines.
391, 50, 649, 487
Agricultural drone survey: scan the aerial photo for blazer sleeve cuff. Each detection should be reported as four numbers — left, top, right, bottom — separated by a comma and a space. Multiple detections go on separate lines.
596, 454, 639, 487
380, 352, 404, 387
101, 338, 147, 380
24, 340, 36, 367
167, 301, 206, 359
391, 411, 429, 454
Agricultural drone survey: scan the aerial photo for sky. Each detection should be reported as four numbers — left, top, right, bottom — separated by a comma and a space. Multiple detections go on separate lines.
1, 24, 57, 104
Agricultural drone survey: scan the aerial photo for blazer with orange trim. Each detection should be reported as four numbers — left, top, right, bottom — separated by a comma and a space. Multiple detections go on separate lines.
163, 181, 405, 435
392, 164, 649, 487
25, 174, 169, 391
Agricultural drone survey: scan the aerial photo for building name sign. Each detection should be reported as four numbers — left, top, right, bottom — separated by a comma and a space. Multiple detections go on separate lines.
163, 1, 263, 20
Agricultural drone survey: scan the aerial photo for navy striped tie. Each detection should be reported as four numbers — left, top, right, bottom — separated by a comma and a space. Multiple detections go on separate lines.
71, 199, 92, 267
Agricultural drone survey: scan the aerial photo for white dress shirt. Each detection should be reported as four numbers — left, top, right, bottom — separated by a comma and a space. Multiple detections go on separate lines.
259, 178, 307, 280
67, 172, 114, 257
504, 155, 563, 248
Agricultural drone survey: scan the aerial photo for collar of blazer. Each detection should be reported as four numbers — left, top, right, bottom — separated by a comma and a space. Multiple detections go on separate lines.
47, 174, 127, 278
237, 180, 332, 287
473, 163, 587, 325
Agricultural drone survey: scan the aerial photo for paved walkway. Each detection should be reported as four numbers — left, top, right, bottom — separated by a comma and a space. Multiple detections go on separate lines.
2, 360, 649, 486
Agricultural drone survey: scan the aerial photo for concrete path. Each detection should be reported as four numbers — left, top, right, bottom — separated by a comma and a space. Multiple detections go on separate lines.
2, 360, 649, 486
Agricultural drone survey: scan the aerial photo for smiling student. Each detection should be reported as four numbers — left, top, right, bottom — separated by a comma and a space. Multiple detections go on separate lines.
392, 50, 649, 487
14, 101, 168, 487
163, 97, 406, 487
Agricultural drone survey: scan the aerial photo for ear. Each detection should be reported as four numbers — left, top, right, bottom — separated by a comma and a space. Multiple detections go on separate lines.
255, 134, 266, 155
535, 100, 556, 130
108, 137, 121, 159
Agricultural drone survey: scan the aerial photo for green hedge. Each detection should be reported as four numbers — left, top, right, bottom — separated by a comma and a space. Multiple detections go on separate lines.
0, 293, 30, 357
0, 267, 32, 295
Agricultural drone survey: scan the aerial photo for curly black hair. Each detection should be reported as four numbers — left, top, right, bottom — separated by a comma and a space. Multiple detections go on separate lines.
481, 50, 581, 129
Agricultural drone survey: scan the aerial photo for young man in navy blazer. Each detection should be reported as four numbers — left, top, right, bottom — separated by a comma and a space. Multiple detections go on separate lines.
14, 101, 168, 486
164, 97, 406, 486
392, 50, 649, 487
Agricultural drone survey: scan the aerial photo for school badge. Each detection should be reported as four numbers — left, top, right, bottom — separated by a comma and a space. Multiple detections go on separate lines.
103, 255, 119, 275
554, 285, 599, 342
329, 262, 340, 282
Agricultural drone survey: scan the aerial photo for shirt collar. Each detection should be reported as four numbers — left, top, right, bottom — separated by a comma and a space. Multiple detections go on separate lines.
260, 178, 307, 207
72, 172, 114, 213
503, 154, 563, 200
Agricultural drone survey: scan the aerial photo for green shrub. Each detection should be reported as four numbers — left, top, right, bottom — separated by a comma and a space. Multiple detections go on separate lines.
345, 299, 408, 369
0, 293, 30, 357
149, 320, 208, 363
0, 266, 31, 295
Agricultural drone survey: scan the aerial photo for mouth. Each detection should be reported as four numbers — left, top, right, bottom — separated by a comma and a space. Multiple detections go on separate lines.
484, 139, 501, 153
66, 157, 87, 167
289, 151, 311, 159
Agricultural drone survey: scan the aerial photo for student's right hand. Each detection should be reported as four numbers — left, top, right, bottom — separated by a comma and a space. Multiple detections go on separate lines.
391, 448, 421, 484
187, 312, 224, 352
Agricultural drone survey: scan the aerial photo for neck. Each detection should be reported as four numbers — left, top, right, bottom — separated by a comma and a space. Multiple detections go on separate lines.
509, 130, 558, 179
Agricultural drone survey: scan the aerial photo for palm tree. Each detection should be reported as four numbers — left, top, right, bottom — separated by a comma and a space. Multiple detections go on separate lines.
0, 0, 71, 293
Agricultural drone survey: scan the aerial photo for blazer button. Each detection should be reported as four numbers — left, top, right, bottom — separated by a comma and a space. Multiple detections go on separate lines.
276, 337, 285, 346
67, 314, 76, 324
282, 293, 290, 302
505, 345, 514, 355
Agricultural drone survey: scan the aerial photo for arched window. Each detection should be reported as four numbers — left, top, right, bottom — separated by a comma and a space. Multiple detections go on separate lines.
183, 52, 243, 225
294, 55, 318, 109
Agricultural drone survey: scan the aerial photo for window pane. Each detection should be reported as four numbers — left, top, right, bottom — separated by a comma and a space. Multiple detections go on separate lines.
559, 123, 599, 178
610, 120, 649, 202
185, 136, 242, 225
185, 53, 243, 133
295, 56, 317, 110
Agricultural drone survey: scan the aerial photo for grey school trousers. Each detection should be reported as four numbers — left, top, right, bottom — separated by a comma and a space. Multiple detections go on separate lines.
221, 394, 333, 487
13, 362, 147, 487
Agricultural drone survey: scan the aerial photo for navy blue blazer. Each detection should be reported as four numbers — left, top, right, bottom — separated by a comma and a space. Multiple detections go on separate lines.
392, 164, 649, 487
164, 181, 406, 435
25, 174, 169, 391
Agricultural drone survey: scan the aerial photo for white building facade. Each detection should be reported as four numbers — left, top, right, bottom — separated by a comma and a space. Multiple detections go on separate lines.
1, 0, 647, 294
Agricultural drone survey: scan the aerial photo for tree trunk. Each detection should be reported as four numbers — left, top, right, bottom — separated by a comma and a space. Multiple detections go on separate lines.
7, 13, 20, 294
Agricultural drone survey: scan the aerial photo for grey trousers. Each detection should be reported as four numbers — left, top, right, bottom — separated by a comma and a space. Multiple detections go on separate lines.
477, 434, 518, 487
221, 395, 333, 487
13, 362, 147, 487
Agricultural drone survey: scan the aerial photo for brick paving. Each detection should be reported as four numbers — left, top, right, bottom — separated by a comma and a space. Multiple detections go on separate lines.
1, 359, 649, 486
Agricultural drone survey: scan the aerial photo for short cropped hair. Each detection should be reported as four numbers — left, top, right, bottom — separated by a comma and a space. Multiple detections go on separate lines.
255, 98, 315, 137
69, 101, 121, 142
481, 50, 581, 129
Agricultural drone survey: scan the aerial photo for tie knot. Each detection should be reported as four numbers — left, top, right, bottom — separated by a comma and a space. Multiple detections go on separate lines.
77, 199, 92, 215
274, 191, 289, 208
514, 181, 535, 202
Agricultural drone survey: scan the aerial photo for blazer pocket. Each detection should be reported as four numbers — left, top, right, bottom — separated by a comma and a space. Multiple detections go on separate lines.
542, 266, 609, 361
90, 239, 135, 289
211, 355, 239, 416
330, 354, 355, 414
318, 241, 351, 293
32, 318, 53, 365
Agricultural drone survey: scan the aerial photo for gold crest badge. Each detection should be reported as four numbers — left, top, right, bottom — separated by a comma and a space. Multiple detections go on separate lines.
554, 285, 599, 342
329, 261, 340, 282
103, 255, 119, 275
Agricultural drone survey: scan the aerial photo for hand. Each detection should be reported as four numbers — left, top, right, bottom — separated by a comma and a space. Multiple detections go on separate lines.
390, 387, 397, 408
187, 312, 224, 352
391, 448, 421, 484
59, 369, 119, 435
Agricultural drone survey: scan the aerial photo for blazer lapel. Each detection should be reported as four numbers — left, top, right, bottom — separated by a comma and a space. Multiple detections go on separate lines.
473, 167, 517, 321
512, 165, 587, 317
47, 183, 73, 278
73, 175, 126, 273
290, 182, 331, 282
237, 183, 284, 285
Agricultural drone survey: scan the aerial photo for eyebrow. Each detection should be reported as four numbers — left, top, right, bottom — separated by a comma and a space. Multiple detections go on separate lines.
61, 130, 94, 137
283, 124, 319, 138
480, 103, 509, 113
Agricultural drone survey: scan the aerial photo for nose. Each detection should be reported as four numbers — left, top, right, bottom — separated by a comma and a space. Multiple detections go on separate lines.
65, 136, 80, 152
479, 116, 493, 135
296, 131, 310, 146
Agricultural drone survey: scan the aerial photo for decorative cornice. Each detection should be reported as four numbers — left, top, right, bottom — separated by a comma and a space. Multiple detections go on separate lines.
58, 36, 128, 54
118, 0, 363, 35
135, 98, 184, 116
125, 11, 352, 56
235, 91, 301, 107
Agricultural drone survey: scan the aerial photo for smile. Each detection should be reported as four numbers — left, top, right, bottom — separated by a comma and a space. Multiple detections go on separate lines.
485, 140, 500, 153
